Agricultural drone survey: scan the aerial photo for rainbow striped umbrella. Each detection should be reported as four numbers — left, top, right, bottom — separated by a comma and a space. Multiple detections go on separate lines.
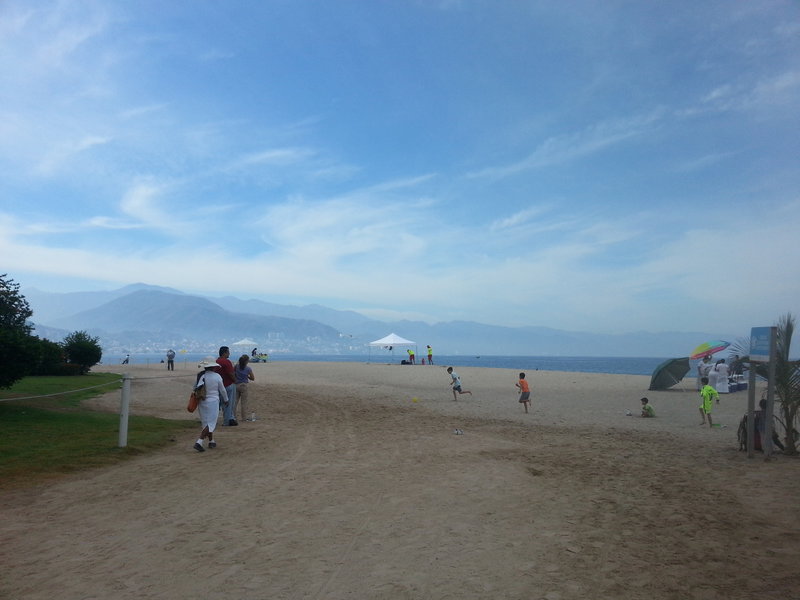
690, 340, 730, 360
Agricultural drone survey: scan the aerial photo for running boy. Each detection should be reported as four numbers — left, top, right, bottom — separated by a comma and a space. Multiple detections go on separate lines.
699, 376, 719, 427
516, 372, 531, 413
447, 367, 472, 401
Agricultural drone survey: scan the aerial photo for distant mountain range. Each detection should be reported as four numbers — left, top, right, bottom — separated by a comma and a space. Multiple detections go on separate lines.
22, 283, 739, 357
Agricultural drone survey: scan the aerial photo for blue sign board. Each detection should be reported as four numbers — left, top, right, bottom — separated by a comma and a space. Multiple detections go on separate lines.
750, 327, 772, 362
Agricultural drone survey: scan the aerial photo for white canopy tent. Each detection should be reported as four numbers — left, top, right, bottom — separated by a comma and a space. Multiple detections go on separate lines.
368, 333, 417, 362
231, 338, 259, 347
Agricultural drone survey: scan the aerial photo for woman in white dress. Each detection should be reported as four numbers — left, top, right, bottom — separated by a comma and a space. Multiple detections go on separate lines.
194, 358, 228, 452
714, 359, 730, 394
707, 360, 719, 390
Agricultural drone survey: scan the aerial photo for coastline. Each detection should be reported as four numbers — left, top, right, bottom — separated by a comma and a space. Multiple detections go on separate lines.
99, 353, 677, 376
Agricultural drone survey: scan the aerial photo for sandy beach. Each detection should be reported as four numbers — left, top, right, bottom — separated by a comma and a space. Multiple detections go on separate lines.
2, 360, 799, 600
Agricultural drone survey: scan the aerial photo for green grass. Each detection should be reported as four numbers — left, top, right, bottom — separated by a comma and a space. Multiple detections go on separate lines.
0, 373, 196, 488
0, 372, 123, 408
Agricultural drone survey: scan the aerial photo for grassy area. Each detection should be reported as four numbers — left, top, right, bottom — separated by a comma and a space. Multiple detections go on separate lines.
0, 373, 196, 488
0, 372, 123, 408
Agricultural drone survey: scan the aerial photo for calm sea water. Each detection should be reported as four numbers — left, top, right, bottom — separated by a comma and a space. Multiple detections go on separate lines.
103, 353, 670, 377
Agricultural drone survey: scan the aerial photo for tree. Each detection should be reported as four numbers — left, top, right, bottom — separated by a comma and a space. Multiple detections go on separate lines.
30, 337, 67, 375
62, 330, 103, 375
767, 314, 800, 455
0, 274, 36, 388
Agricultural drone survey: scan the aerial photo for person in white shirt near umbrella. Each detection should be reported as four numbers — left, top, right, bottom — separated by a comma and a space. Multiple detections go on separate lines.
713, 359, 730, 395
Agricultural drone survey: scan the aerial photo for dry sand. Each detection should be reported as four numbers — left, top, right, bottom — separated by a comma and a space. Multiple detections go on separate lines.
1, 360, 799, 600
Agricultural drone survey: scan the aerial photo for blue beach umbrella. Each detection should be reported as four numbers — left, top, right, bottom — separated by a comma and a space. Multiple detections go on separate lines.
648, 357, 691, 390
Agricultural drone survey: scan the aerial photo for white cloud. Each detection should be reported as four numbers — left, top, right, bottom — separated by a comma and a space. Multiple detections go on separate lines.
229, 148, 317, 170
468, 111, 663, 180
489, 207, 548, 232
35, 135, 111, 175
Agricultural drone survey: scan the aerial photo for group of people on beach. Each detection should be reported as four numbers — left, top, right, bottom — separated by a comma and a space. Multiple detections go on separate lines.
192, 346, 255, 452
695, 354, 745, 428
446, 367, 534, 414
405, 345, 434, 365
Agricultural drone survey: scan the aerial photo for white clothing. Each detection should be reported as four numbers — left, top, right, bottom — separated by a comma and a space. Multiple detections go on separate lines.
707, 369, 718, 389
715, 363, 730, 393
196, 370, 227, 432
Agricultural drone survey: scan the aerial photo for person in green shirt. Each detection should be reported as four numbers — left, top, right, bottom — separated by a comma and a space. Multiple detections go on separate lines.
699, 376, 719, 428
640, 397, 655, 418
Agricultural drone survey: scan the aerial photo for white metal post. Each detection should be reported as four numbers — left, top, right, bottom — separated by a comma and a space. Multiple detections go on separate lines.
119, 374, 131, 447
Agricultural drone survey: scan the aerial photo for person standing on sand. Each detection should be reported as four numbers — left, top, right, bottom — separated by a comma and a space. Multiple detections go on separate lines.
166, 349, 175, 371
696, 356, 711, 390
447, 367, 472, 401
515, 372, 531, 413
427, 345, 433, 365
699, 376, 718, 428
407, 348, 415, 364
234, 354, 255, 422
714, 359, 729, 395
216, 346, 238, 426
194, 359, 228, 452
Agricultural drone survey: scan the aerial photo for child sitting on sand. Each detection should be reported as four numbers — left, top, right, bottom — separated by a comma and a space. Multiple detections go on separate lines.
640, 397, 655, 418
515, 372, 531, 413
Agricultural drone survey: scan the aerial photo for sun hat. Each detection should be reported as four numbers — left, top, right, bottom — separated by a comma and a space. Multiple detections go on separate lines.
198, 357, 220, 369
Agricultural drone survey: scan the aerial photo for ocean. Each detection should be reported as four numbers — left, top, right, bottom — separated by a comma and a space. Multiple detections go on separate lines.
102, 353, 672, 377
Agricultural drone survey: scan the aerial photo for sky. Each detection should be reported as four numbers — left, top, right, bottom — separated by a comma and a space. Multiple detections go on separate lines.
1, 1, 799, 336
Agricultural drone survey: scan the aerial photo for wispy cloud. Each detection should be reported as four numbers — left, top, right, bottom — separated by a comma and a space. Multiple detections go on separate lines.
35, 135, 111, 175
489, 207, 548, 232
85, 216, 144, 230
673, 152, 735, 173
468, 112, 663, 180
700, 70, 800, 113
228, 147, 318, 169
118, 104, 169, 120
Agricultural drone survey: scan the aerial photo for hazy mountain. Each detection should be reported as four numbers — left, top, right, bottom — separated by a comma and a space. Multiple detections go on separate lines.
45, 289, 342, 352
213, 296, 373, 334
24, 283, 184, 323
23, 284, 739, 357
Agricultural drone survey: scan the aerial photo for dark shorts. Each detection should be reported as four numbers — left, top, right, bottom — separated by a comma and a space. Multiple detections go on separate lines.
519, 392, 530, 403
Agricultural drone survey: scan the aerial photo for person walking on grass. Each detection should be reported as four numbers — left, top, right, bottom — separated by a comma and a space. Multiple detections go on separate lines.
447, 367, 472, 401
194, 359, 228, 452
515, 372, 531, 413
234, 354, 255, 422
699, 376, 718, 428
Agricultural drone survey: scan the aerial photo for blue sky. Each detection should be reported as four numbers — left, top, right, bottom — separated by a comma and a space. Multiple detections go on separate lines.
1, 1, 799, 335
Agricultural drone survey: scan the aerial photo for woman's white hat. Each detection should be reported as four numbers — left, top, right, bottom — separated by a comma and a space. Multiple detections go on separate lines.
197, 357, 219, 369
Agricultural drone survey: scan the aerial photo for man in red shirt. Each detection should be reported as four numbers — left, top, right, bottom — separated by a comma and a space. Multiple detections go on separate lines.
216, 346, 238, 426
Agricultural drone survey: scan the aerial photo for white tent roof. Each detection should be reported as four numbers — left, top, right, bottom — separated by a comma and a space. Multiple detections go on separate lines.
232, 338, 259, 346
369, 333, 416, 347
